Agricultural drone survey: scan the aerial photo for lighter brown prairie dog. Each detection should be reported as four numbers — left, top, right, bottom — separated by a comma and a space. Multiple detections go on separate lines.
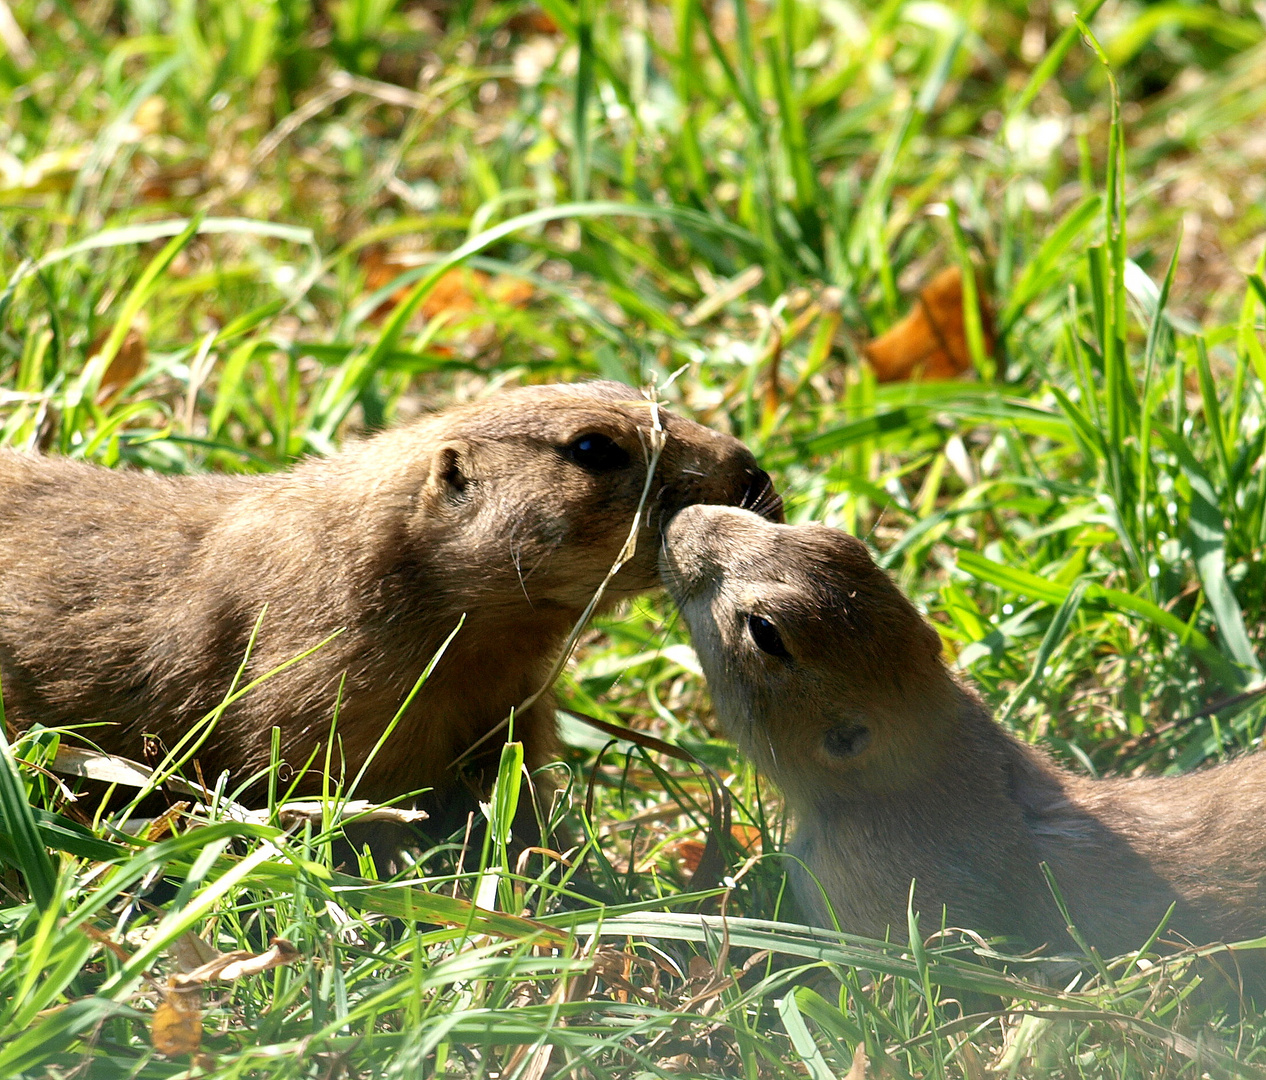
0, 382, 781, 804
661, 505, 1266, 957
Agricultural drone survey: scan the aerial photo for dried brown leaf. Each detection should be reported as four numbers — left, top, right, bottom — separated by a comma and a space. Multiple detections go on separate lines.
151, 989, 202, 1057
687, 955, 714, 986
669, 837, 706, 875
730, 824, 762, 853
145, 802, 190, 842
172, 936, 300, 986
93, 327, 147, 404
863, 266, 995, 383
170, 931, 223, 974
956, 1035, 988, 1080
361, 249, 533, 325
506, 7, 559, 33
83, 926, 132, 964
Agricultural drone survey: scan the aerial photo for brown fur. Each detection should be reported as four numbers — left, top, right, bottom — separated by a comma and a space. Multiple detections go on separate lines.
0, 382, 780, 804
661, 505, 1266, 956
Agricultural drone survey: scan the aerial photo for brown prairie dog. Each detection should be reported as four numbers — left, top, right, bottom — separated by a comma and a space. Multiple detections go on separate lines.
660, 504, 1266, 956
0, 382, 782, 804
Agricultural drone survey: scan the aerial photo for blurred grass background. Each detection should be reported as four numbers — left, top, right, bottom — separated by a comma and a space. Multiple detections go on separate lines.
3, 0, 1266, 1076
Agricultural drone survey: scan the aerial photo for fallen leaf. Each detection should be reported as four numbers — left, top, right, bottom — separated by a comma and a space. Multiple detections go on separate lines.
506, 8, 559, 34
138, 160, 208, 202
91, 326, 147, 404
172, 937, 300, 986
215, 938, 301, 980
487, 274, 535, 307
687, 955, 715, 986
418, 264, 486, 317
863, 266, 995, 382
83, 926, 131, 964
144, 801, 190, 842
360, 248, 533, 324
588, 946, 656, 1002
956, 1035, 988, 1080
418, 267, 529, 321
669, 837, 706, 875
151, 988, 202, 1057
169, 931, 223, 974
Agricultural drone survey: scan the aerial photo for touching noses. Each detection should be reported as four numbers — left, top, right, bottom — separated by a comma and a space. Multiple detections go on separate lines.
740, 467, 784, 523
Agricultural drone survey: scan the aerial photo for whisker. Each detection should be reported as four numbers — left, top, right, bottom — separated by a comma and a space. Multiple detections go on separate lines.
740, 475, 784, 522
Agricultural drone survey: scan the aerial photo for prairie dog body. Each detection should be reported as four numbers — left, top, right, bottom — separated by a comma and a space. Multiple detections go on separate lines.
661, 505, 1266, 955
0, 382, 780, 803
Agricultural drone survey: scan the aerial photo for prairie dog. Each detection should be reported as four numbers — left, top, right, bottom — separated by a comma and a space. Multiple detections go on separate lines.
0, 382, 781, 803
661, 504, 1266, 956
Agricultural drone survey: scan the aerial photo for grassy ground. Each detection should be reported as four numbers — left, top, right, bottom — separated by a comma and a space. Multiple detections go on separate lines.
3, 0, 1266, 1076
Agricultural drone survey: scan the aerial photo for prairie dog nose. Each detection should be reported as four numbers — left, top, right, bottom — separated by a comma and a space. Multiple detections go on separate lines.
660, 504, 773, 599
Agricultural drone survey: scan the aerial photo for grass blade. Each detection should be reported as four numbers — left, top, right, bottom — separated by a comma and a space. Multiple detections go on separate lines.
0, 683, 57, 909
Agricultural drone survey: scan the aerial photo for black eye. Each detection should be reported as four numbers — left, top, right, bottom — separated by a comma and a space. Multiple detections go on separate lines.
746, 613, 790, 659
565, 433, 630, 473
824, 721, 871, 758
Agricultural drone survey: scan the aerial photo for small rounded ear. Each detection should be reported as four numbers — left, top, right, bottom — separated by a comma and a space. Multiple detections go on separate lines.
823, 719, 872, 758
426, 442, 471, 503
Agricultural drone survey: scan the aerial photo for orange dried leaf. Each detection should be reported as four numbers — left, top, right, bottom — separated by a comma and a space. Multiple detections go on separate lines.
151, 991, 202, 1057
669, 837, 706, 875
863, 266, 995, 383
360, 248, 534, 323
144, 801, 190, 842
359, 246, 398, 293
83, 926, 131, 964
488, 275, 535, 307
507, 8, 559, 33
420, 267, 491, 320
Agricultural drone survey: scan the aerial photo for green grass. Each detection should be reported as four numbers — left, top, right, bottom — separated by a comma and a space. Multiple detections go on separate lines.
4, 0, 1266, 1075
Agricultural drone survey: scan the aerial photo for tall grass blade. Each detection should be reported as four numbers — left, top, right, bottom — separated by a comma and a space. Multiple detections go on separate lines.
779, 990, 836, 1080
0, 682, 57, 909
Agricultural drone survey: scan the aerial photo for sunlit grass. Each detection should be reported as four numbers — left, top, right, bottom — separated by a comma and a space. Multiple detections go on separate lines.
3, 0, 1266, 1075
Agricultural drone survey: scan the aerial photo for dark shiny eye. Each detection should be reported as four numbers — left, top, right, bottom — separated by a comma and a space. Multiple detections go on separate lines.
824, 721, 871, 758
746, 613, 790, 659
565, 432, 630, 473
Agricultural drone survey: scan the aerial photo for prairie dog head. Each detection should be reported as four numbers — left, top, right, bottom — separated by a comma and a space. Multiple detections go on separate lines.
660, 505, 956, 807
376, 382, 781, 612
